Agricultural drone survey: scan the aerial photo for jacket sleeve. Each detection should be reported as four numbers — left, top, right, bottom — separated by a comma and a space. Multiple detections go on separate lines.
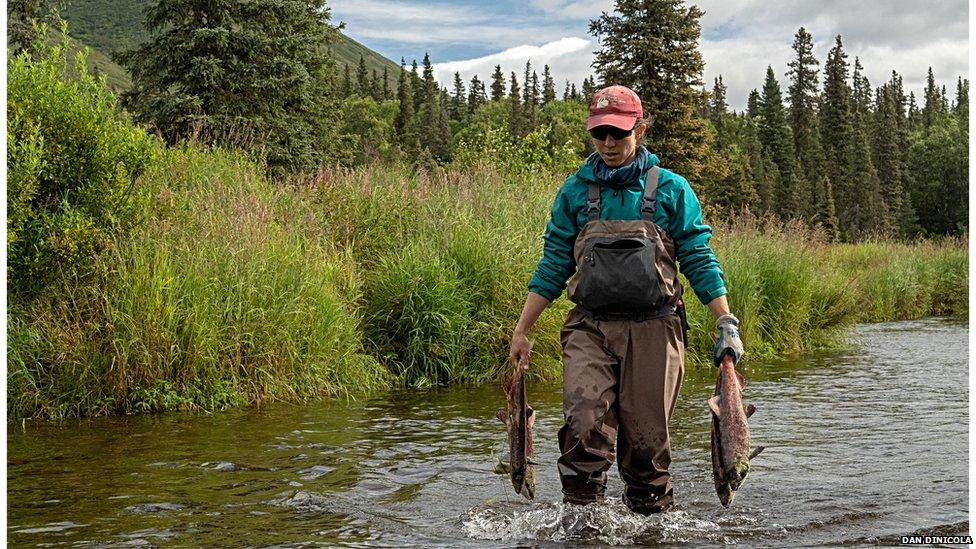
528, 182, 580, 302
666, 176, 727, 305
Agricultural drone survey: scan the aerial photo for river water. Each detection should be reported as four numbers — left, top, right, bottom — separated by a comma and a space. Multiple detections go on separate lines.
7, 318, 969, 547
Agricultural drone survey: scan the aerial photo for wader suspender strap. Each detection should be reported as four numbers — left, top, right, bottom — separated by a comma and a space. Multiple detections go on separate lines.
585, 165, 660, 223
640, 166, 660, 222
586, 183, 601, 222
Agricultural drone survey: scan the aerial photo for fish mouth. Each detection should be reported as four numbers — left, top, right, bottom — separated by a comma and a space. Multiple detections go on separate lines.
727, 458, 750, 492
719, 487, 735, 508
512, 467, 536, 500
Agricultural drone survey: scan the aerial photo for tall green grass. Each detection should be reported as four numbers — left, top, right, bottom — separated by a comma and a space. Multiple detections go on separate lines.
8, 147, 968, 419
9, 147, 387, 419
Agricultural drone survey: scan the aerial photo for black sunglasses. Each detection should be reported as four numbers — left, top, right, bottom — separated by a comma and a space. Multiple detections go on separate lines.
589, 124, 638, 140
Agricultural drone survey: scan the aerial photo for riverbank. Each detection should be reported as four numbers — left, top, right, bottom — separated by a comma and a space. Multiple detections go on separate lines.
7, 145, 968, 420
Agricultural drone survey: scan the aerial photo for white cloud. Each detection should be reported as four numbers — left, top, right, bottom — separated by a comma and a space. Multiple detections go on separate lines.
433, 37, 595, 88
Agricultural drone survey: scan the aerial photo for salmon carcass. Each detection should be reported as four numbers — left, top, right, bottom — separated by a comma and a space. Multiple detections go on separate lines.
494, 364, 536, 500
709, 354, 764, 508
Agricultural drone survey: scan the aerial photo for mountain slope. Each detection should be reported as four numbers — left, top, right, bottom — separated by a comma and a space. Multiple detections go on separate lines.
60, 0, 400, 90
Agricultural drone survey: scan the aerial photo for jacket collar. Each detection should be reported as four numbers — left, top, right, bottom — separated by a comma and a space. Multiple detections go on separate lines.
575, 146, 660, 190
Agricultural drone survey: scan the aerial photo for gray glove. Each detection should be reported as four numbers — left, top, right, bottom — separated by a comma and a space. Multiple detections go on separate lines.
713, 313, 744, 365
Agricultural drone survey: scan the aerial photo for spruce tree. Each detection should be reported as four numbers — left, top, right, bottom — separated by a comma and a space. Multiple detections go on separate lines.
787, 26, 825, 211
563, 80, 572, 101
369, 69, 381, 100
421, 53, 436, 106
890, 71, 907, 118
922, 66, 942, 128
341, 64, 352, 97
590, 0, 712, 182
742, 120, 773, 214
872, 85, 910, 236
849, 59, 887, 237
746, 89, 761, 119
522, 62, 539, 130
415, 56, 440, 156
709, 76, 727, 125
356, 55, 369, 96
907, 92, 920, 130
490, 65, 506, 101
570, 83, 580, 101
395, 60, 416, 148
758, 150, 780, 215
710, 155, 757, 216
850, 121, 885, 237
120, 0, 343, 172
542, 65, 557, 105
709, 75, 728, 150
851, 57, 872, 121
819, 35, 857, 239
522, 61, 533, 105
759, 66, 798, 218
812, 175, 839, 241
848, 66, 884, 238
581, 76, 596, 101
450, 71, 466, 122
467, 75, 486, 115
509, 72, 523, 138
410, 59, 423, 111
890, 71, 919, 235
382, 67, 391, 100
954, 77, 969, 128
433, 88, 453, 162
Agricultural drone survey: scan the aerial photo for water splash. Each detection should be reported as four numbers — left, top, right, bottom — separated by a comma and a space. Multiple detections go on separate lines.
462, 499, 725, 545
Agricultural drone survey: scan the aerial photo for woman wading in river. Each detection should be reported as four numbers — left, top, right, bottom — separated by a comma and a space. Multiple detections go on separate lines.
508, 85, 744, 515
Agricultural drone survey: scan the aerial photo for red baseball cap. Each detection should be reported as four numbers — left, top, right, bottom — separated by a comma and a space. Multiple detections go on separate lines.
587, 85, 643, 131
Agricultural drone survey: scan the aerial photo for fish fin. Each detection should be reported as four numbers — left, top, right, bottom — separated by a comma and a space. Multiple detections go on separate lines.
494, 459, 512, 475
707, 396, 721, 417
526, 457, 540, 466
748, 446, 765, 460
495, 409, 507, 424
527, 407, 536, 429
745, 403, 756, 418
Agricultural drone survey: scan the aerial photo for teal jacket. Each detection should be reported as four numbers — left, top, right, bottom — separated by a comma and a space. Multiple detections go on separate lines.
528, 152, 727, 305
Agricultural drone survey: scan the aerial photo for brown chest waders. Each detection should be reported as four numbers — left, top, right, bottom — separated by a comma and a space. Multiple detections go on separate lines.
557, 166, 687, 515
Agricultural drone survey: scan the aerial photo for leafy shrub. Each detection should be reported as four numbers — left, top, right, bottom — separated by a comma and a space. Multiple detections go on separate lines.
453, 100, 586, 176
336, 96, 399, 166
7, 29, 159, 300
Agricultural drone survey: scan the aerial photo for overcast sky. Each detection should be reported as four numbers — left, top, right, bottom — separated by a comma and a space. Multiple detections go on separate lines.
329, 0, 969, 110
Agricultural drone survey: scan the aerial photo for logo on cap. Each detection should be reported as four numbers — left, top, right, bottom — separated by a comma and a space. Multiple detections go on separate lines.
596, 96, 610, 108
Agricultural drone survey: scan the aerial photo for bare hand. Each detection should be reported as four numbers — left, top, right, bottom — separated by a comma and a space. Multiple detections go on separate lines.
508, 332, 531, 371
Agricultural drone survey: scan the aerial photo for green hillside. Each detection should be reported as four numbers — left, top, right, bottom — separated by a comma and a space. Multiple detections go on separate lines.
327, 32, 403, 84
61, 31, 133, 91
59, 0, 400, 90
